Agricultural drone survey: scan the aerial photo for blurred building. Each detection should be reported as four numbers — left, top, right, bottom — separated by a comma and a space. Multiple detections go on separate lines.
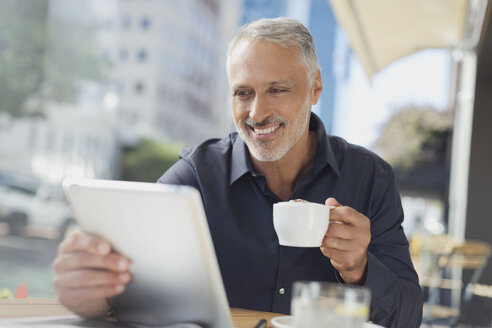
240, 0, 353, 135
108, 0, 241, 146
0, 0, 121, 185
0, 0, 243, 185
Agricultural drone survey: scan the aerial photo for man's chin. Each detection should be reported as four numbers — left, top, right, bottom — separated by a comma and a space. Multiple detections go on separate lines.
238, 131, 286, 161
248, 145, 286, 162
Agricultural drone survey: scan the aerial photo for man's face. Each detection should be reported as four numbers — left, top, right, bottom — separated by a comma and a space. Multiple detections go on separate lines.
227, 39, 320, 162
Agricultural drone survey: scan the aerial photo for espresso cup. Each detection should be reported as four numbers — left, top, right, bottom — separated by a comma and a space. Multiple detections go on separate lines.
273, 200, 333, 247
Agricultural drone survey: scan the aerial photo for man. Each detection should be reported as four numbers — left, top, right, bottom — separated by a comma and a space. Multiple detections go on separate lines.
53, 18, 423, 327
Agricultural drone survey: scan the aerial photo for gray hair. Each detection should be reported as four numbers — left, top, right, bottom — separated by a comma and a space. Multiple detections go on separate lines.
226, 17, 320, 87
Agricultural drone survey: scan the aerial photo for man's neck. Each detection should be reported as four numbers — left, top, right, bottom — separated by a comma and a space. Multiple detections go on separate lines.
251, 131, 317, 201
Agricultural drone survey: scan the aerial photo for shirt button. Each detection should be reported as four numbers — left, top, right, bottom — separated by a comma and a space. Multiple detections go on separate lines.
251, 173, 257, 177
279, 288, 285, 295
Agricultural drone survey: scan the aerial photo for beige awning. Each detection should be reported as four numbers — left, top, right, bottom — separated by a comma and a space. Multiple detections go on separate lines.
328, 0, 470, 78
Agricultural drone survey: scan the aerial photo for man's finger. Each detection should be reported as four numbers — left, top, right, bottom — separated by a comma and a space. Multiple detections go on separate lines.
325, 221, 354, 240
320, 247, 363, 271
321, 236, 354, 251
320, 246, 348, 261
329, 206, 369, 227
325, 197, 341, 207
54, 269, 132, 290
53, 252, 131, 274
58, 231, 112, 256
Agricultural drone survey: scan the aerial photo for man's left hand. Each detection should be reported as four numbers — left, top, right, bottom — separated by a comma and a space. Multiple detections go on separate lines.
320, 197, 371, 285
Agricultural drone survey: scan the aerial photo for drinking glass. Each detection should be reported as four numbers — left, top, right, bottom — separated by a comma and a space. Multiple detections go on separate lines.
291, 281, 371, 328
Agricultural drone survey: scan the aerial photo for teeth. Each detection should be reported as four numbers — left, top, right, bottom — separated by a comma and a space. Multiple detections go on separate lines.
254, 125, 280, 135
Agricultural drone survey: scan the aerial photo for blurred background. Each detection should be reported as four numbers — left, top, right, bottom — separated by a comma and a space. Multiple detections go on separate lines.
0, 0, 491, 326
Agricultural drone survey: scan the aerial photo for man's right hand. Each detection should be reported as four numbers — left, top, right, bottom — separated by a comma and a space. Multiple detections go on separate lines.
53, 230, 132, 318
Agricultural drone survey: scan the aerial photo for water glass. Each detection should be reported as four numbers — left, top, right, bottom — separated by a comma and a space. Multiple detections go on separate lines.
291, 281, 371, 328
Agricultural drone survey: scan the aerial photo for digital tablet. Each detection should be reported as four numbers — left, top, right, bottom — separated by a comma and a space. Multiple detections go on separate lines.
62, 178, 233, 328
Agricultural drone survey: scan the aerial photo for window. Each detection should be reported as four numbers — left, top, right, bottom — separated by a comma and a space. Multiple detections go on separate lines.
137, 49, 148, 62
141, 16, 151, 30
135, 81, 145, 94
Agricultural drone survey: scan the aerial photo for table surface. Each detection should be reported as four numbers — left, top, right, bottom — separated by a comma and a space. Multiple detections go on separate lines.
0, 298, 281, 328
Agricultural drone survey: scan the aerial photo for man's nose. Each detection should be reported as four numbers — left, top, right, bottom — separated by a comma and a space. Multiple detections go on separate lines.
249, 94, 270, 123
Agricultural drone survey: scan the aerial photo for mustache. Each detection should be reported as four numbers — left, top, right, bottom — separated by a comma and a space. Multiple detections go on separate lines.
243, 117, 286, 127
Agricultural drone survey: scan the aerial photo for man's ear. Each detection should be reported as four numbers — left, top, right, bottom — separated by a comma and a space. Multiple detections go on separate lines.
310, 70, 323, 105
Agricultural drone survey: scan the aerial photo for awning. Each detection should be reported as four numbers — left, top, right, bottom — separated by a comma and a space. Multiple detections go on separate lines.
328, 0, 472, 78
326, 0, 491, 245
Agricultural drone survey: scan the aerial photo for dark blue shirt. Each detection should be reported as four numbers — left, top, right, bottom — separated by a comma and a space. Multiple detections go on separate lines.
158, 113, 423, 328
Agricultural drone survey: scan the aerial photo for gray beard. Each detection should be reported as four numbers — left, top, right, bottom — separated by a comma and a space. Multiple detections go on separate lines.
235, 100, 311, 162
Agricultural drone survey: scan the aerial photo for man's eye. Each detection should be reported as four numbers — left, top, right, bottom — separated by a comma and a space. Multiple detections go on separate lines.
234, 90, 253, 97
270, 88, 288, 94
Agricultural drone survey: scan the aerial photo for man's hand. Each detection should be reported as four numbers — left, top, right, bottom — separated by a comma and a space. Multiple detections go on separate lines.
320, 198, 371, 285
52, 230, 132, 318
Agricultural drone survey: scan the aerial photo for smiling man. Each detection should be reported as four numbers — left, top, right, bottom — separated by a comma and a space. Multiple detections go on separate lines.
53, 18, 423, 328
228, 37, 320, 200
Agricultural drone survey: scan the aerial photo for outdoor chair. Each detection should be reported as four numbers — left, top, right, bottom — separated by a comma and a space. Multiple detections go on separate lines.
422, 239, 491, 326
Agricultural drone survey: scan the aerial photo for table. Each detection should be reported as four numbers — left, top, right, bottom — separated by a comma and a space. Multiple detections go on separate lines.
0, 298, 281, 328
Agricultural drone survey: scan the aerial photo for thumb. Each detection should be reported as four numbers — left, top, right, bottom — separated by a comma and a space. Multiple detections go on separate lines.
325, 197, 341, 207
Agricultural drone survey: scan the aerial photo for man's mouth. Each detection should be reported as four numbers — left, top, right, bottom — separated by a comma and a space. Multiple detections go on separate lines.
253, 124, 281, 135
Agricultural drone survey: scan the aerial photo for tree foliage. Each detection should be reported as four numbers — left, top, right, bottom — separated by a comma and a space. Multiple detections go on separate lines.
373, 106, 453, 171
43, 0, 106, 102
121, 139, 182, 183
0, 0, 49, 117
0, 0, 105, 117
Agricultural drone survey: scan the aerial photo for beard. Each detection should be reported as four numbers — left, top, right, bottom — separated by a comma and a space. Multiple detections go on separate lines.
235, 97, 311, 162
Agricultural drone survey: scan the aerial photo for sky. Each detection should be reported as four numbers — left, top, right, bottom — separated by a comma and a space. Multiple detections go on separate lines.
278, 0, 454, 151
333, 49, 452, 150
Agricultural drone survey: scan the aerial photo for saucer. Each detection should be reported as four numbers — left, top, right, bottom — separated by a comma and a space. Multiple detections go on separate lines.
270, 315, 383, 328
271, 316, 292, 328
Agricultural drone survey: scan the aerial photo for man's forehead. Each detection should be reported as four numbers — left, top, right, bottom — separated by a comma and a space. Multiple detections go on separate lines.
230, 38, 298, 58
228, 39, 305, 86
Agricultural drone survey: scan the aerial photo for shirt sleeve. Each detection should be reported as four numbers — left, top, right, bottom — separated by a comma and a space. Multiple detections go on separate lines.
156, 158, 200, 189
363, 169, 423, 328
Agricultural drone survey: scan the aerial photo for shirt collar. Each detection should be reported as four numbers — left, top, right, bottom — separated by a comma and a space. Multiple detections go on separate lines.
309, 112, 341, 178
229, 112, 341, 186
230, 134, 254, 185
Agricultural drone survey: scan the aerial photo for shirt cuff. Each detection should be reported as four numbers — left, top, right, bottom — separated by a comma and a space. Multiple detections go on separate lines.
362, 252, 399, 319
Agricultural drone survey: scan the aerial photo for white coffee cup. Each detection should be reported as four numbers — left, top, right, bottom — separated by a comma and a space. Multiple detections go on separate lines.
273, 200, 333, 247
